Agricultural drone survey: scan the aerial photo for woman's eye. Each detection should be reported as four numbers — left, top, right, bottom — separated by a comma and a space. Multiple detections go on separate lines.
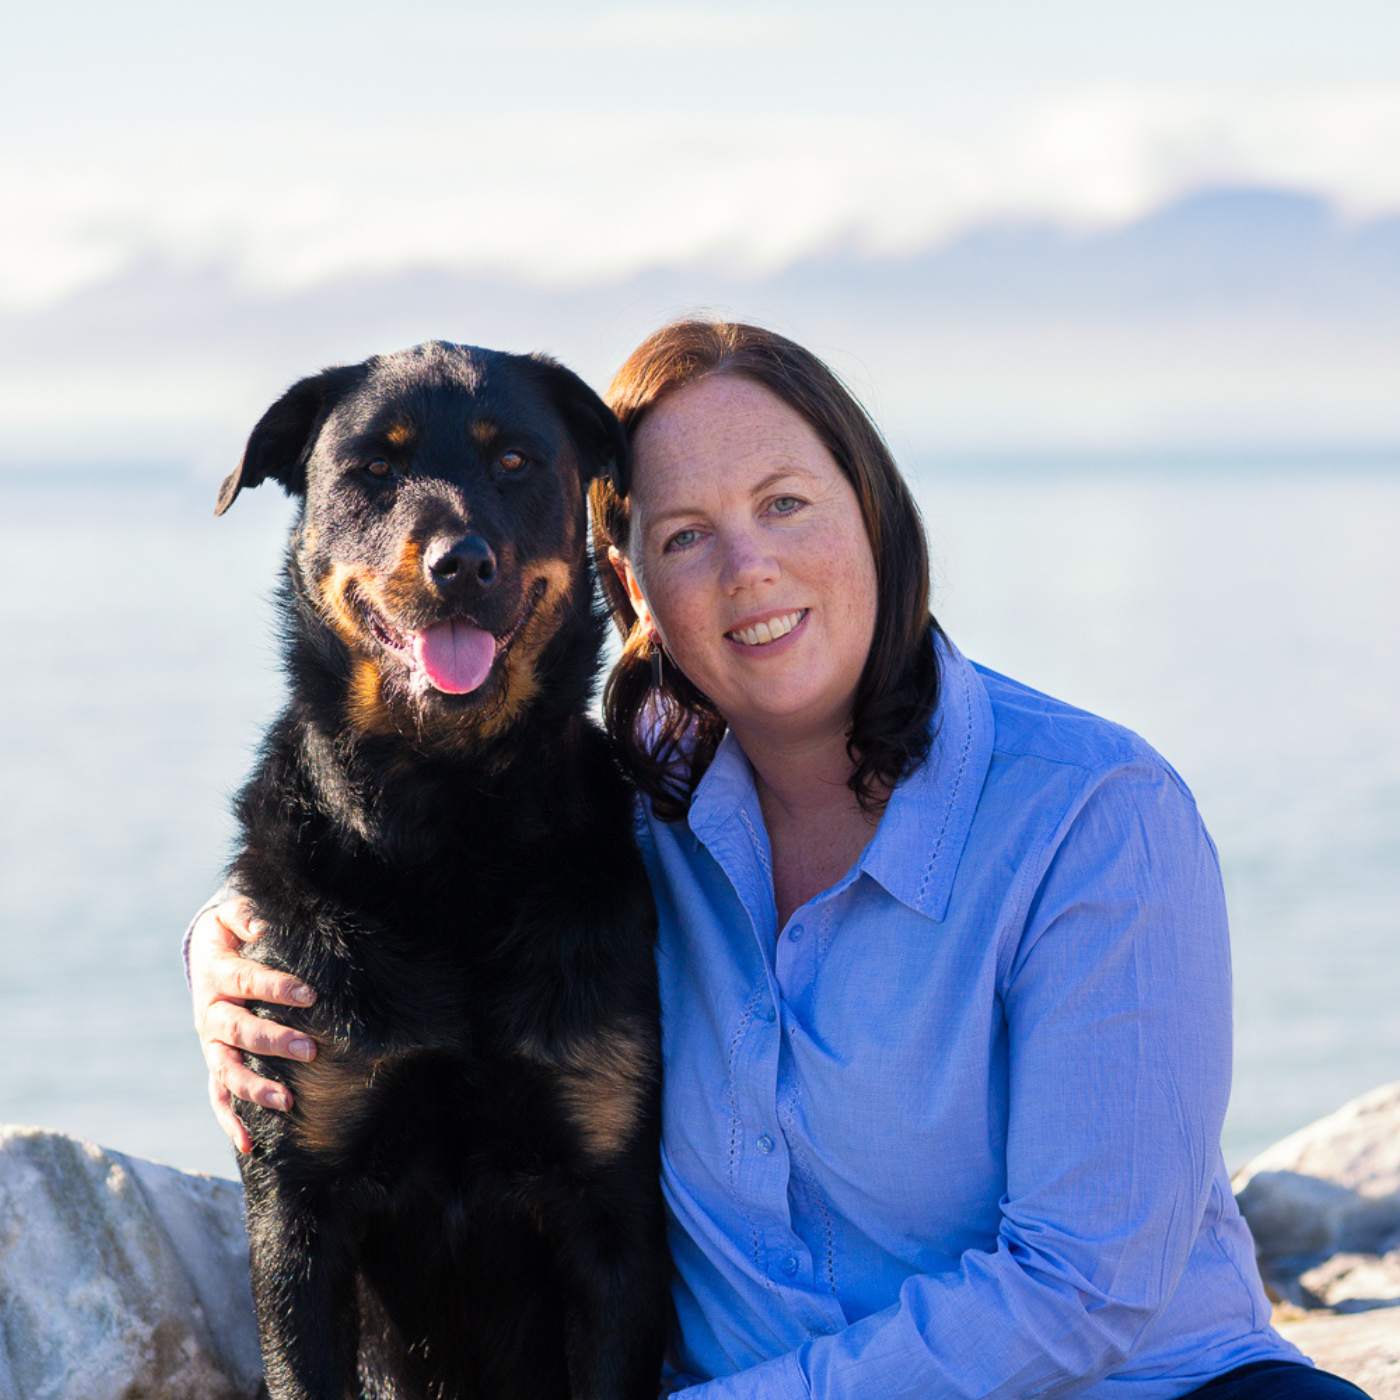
365, 458, 391, 478
664, 528, 701, 552
499, 450, 527, 472
770, 495, 803, 515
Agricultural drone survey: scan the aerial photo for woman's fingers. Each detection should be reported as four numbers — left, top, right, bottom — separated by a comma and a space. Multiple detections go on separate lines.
201, 999, 316, 1064
188, 894, 317, 1150
214, 895, 270, 946
204, 1038, 295, 1115
208, 1070, 253, 1155
189, 901, 315, 1013
209, 948, 316, 1009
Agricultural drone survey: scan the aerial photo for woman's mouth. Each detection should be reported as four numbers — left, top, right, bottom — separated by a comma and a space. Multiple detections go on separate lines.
725, 609, 808, 648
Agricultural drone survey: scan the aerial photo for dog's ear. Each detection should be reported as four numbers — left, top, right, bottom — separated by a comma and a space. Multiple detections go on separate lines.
528, 354, 629, 491
214, 364, 364, 516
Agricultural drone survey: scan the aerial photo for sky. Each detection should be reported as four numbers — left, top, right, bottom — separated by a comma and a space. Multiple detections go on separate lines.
5, 0, 1400, 460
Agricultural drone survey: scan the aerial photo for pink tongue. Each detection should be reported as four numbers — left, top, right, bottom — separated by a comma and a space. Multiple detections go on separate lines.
411, 620, 497, 694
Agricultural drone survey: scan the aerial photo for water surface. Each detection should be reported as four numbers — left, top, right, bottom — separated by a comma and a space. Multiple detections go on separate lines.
1, 465, 1395, 1177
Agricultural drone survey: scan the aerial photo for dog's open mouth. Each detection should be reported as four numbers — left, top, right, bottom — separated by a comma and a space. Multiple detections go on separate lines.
354, 578, 547, 695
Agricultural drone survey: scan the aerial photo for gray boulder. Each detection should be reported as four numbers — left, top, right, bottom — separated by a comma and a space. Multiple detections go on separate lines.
1234, 1081, 1400, 1398
0, 1125, 260, 1400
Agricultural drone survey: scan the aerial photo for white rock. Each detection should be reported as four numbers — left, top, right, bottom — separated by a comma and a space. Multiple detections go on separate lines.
1234, 1082, 1400, 1302
6, 1087, 1400, 1399
1298, 1252, 1400, 1312
1273, 1309, 1400, 1400
0, 1125, 260, 1400
1234, 1082, 1400, 1398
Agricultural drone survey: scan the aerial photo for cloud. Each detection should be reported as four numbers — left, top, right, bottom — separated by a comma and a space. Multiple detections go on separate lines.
7, 83, 1400, 316
3, 184, 1398, 464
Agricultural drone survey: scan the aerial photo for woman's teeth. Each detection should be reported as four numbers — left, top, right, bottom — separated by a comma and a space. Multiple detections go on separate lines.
728, 610, 805, 647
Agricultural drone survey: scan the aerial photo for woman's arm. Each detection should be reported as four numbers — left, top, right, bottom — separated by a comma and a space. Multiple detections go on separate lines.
673, 762, 1234, 1399
186, 891, 319, 1154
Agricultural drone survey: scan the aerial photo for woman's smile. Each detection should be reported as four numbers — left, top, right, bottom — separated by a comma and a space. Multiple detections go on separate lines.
724, 607, 809, 650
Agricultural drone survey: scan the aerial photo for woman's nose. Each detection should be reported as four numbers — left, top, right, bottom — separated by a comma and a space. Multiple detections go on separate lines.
718, 531, 779, 594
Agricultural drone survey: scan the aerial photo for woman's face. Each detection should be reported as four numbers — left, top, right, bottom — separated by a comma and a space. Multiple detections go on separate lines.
613, 373, 878, 748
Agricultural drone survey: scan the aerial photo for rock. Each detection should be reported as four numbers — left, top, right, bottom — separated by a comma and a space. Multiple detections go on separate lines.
1296, 1253, 1400, 1314
1234, 1082, 1400, 1399
0, 1125, 260, 1400
1234, 1082, 1400, 1306
5, 1087, 1400, 1398
1273, 1308, 1400, 1399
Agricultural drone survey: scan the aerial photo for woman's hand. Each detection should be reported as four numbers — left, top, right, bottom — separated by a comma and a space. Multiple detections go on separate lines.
190, 895, 318, 1154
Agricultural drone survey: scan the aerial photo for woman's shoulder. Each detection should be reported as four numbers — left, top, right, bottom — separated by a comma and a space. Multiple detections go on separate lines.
952, 653, 1211, 886
969, 657, 1188, 793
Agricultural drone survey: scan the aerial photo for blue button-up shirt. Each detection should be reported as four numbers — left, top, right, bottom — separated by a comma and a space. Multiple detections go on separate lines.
641, 633, 1307, 1398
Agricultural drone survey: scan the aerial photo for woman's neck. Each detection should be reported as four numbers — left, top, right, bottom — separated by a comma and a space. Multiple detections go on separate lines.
730, 718, 883, 928
729, 718, 857, 823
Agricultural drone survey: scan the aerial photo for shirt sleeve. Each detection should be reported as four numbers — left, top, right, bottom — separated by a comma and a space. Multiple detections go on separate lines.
181, 883, 236, 988
673, 759, 1235, 1400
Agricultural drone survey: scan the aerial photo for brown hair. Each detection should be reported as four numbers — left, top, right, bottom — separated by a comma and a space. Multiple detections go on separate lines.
590, 319, 942, 822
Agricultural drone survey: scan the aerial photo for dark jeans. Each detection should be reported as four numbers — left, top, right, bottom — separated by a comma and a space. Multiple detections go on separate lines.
1184, 1360, 1372, 1398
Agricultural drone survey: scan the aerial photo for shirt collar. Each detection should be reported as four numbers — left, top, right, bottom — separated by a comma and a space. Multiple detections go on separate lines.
857, 630, 994, 921
686, 628, 994, 924
687, 726, 760, 844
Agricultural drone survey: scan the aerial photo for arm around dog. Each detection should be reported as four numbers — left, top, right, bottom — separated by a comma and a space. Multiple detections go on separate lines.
186, 889, 319, 1154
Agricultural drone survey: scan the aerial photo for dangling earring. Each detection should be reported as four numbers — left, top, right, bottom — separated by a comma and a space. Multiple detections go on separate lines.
650, 635, 665, 688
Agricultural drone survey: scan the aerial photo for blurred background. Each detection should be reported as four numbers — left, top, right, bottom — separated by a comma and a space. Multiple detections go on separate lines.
1, 0, 1396, 1179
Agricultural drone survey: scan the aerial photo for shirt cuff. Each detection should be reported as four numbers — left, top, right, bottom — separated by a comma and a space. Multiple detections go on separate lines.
181, 883, 235, 988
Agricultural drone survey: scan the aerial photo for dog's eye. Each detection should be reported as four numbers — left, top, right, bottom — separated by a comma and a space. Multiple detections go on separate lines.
499, 450, 527, 472
365, 458, 391, 478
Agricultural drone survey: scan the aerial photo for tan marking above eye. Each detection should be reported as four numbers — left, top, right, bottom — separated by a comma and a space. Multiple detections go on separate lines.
470, 419, 498, 444
385, 422, 413, 446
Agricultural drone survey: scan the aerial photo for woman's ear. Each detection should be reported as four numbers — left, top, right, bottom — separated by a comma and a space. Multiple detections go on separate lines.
607, 546, 654, 635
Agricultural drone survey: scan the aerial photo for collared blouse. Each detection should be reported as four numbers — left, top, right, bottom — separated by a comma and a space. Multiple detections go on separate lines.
645, 632, 1307, 1398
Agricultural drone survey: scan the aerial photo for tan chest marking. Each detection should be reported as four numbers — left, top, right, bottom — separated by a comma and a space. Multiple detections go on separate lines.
289, 1045, 393, 1160
520, 1018, 656, 1161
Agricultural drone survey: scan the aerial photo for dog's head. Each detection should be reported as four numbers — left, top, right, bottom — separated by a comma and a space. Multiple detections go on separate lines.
217, 341, 624, 746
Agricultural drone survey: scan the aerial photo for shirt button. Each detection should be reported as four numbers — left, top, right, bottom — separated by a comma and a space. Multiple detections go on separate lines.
781, 1254, 800, 1276
756, 1133, 774, 1155
788, 923, 804, 941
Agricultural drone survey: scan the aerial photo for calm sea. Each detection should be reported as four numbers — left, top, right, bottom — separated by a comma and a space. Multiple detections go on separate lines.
1, 464, 1396, 1179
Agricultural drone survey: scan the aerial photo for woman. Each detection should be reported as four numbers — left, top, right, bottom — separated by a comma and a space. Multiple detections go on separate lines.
189, 321, 1366, 1397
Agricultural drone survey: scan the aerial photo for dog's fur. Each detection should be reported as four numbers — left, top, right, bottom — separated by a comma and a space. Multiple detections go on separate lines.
217, 342, 668, 1399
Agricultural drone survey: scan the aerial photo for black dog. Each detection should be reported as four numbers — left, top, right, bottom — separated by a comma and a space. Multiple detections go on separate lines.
215, 342, 667, 1399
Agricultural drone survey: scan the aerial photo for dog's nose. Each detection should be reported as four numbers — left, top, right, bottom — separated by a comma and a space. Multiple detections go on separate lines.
425, 534, 498, 592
